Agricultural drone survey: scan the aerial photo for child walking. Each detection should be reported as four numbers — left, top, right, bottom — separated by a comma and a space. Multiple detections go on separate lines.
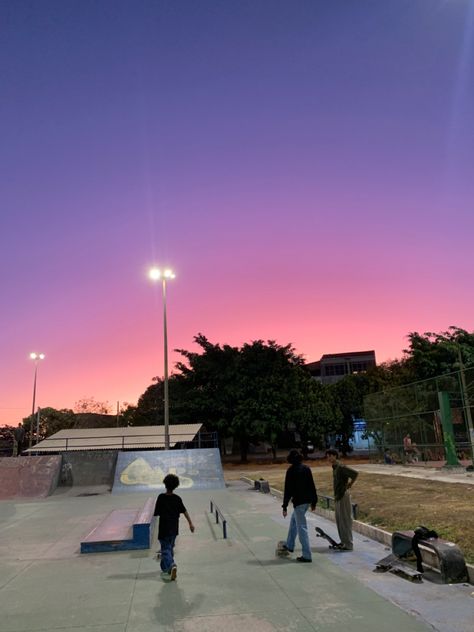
153, 473, 195, 580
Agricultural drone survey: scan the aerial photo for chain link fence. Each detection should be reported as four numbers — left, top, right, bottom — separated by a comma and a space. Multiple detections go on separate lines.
363, 367, 474, 464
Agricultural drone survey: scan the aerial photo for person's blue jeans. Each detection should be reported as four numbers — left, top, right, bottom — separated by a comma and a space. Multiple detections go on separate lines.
159, 535, 176, 572
286, 503, 311, 560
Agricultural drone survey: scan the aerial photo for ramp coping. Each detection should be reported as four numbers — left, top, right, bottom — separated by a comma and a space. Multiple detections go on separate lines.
135, 497, 154, 525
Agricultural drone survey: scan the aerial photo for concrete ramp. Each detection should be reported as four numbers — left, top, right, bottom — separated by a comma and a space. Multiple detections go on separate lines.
112, 448, 225, 493
59, 451, 118, 487
0, 456, 61, 499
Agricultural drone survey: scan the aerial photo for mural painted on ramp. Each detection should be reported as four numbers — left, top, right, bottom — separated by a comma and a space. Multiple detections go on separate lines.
112, 448, 225, 493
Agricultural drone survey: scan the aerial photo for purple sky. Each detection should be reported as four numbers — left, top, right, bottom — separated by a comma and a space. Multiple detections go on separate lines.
1, 0, 473, 424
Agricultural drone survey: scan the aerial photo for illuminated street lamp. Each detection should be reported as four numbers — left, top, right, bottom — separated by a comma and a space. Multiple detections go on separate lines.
29, 352, 45, 449
148, 267, 175, 450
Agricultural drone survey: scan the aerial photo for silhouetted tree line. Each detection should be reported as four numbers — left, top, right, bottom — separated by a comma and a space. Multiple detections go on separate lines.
22, 327, 474, 462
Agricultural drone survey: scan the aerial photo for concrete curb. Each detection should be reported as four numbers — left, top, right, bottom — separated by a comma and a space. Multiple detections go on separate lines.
240, 476, 474, 584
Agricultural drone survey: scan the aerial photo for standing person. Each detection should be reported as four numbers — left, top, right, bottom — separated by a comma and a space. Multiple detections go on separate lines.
12, 423, 25, 456
403, 433, 413, 461
154, 473, 195, 581
281, 449, 318, 563
326, 449, 358, 551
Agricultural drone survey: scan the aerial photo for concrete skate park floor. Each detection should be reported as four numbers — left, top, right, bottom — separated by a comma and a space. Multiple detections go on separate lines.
0, 482, 472, 632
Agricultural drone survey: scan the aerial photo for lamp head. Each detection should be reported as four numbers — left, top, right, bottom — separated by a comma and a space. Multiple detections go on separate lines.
148, 267, 175, 281
30, 352, 45, 361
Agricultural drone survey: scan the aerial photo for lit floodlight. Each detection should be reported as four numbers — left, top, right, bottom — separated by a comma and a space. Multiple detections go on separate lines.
149, 267, 162, 281
30, 352, 45, 361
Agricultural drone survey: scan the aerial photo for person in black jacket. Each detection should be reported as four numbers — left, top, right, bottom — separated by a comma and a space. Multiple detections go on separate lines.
281, 449, 318, 562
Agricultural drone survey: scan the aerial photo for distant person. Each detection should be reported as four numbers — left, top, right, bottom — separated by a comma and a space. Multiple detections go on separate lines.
301, 441, 313, 460
153, 473, 195, 581
281, 449, 318, 563
410, 441, 420, 462
403, 434, 419, 462
403, 433, 413, 460
383, 449, 394, 465
12, 423, 25, 456
326, 449, 358, 551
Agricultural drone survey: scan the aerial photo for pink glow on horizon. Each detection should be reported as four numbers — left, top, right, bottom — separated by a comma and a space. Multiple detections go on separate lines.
2, 1, 474, 424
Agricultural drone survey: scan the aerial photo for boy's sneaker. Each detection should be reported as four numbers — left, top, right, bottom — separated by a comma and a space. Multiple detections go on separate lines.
170, 564, 177, 581
296, 556, 312, 563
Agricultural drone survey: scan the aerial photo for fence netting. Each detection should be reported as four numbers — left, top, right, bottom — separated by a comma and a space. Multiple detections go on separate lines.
363, 367, 474, 463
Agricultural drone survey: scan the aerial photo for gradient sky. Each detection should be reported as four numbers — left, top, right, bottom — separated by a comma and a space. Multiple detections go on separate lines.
1, 0, 473, 425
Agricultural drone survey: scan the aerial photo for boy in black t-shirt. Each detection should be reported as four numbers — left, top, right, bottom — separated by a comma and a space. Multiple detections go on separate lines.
154, 473, 195, 580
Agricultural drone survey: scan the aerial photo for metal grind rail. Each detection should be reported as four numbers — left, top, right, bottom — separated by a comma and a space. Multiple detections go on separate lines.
209, 499, 228, 539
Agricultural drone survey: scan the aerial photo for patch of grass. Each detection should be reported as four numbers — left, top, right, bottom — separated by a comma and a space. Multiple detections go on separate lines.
224, 464, 474, 564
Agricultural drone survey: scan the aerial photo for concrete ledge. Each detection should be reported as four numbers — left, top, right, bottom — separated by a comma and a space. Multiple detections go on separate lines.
240, 476, 474, 584
81, 497, 155, 554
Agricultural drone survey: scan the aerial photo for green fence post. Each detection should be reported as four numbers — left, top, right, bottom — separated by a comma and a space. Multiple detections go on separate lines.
438, 391, 461, 467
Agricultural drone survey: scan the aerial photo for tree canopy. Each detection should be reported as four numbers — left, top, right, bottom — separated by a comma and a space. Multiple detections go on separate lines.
22, 407, 75, 440
128, 334, 339, 461
74, 397, 111, 414
25, 326, 474, 458
404, 327, 474, 380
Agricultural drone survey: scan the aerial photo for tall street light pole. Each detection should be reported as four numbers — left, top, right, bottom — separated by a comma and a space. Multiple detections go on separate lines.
149, 267, 175, 450
29, 353, 45, 449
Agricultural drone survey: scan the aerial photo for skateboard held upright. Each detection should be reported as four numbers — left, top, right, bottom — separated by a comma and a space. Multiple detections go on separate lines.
315, 526, 341, 549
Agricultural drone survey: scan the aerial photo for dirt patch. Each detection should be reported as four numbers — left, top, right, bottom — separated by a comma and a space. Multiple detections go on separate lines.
224, 463, 474, 564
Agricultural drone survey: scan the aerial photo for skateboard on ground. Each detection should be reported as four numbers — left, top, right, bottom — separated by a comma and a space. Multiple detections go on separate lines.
315, 526, 342, 549
375, 553, 423, 582
276, 540, 291, 557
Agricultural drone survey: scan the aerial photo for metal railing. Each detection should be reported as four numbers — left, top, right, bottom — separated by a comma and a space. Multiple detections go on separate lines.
23, 430, 218, 453
209, 499, 228, 539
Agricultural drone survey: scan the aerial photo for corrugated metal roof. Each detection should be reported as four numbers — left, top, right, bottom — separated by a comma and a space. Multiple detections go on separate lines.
24, 424, 203, 452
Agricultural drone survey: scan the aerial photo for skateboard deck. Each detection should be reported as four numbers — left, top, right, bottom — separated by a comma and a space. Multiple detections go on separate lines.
375, 553, 423, 582
315, 526, 341, 549
276, 540, 291, 557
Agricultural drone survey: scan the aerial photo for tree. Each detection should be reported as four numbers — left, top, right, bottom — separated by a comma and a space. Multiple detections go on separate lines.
125, 374, 193, 427
404, 327, 474, 380
174, 334, 241, 433
74, 397, 111, 414
23, 407, 75, 440
130, 334, 337, 461
332, 362, 412, 451
362, 327, 474, 450
173, 334, 337, 462
226, 339, 313, 461
298, 377, 341, 450
330, 374, 365, 453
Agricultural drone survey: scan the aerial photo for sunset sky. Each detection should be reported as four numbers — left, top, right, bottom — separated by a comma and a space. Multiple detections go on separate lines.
1, 0, 473, 425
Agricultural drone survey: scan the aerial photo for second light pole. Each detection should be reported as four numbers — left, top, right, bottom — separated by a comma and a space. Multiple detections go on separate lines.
149, 267, 175, 450
29, 352, 45, 449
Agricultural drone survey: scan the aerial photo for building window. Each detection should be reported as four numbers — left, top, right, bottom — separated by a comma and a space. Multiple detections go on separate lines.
351, 361, 371, 373
324, 364, 346, 376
